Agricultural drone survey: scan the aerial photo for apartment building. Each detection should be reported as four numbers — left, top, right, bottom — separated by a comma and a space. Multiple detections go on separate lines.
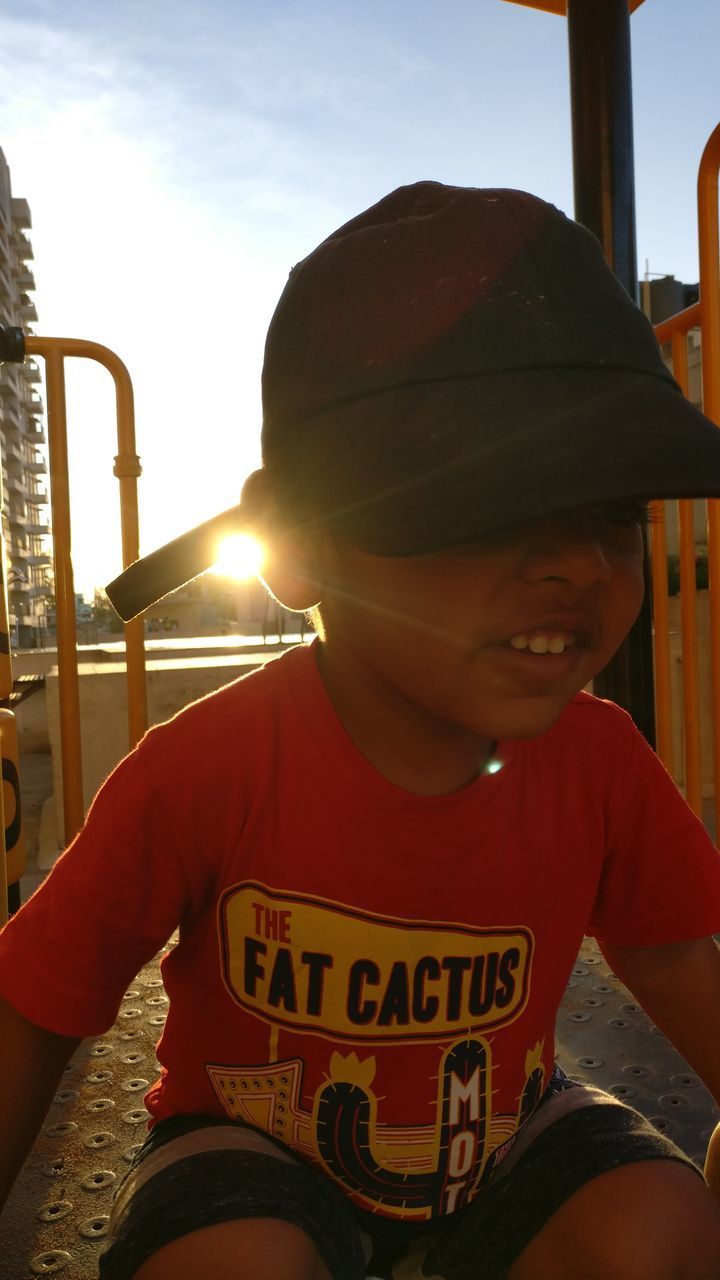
0, 149, 52, 648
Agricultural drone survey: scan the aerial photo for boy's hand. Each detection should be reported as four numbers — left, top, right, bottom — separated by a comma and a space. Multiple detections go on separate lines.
705, 1121, 720, 1203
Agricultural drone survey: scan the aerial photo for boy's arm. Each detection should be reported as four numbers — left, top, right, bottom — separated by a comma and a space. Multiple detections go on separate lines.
0, 995, 83, 1216
598, 936, 720, 1103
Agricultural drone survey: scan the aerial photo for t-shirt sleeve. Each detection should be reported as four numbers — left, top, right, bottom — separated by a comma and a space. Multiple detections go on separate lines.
588, 709, 720, 947
0, 731, 212, 1037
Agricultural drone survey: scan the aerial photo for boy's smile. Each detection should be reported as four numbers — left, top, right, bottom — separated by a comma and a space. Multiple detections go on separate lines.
313, 504, 646, 795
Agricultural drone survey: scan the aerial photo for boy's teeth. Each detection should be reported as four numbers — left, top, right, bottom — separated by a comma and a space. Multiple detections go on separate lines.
508, 632, 576, 654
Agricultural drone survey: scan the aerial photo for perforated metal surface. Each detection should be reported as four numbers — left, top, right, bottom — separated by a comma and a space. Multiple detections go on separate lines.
555, 936, 720, 1164
0, 959, 167, 1278
1, 936, 717, 1278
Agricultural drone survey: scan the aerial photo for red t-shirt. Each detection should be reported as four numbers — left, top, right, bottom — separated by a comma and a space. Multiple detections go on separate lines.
2, 641, 720, 1221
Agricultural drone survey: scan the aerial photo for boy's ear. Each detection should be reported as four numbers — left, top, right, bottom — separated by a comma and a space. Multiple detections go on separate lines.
241, 469, 323, 612
261, 545, 323, 613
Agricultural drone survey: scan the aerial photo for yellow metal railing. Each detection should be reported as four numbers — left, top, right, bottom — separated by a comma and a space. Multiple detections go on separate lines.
6, 338, 148, 864
651, 123, 720, 838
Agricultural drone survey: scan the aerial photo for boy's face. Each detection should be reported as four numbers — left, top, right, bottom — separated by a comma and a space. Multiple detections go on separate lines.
314, 502, 646, 747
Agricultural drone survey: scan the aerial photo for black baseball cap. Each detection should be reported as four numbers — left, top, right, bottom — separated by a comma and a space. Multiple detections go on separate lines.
106, 179, 720, 621
261, 180, 720, 553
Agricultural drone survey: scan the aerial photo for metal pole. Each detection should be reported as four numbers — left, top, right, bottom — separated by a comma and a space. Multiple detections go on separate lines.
25, 336, 148, 751
697, 124, 720, 838
44, 348, 85, 842
567, 0, 656, 746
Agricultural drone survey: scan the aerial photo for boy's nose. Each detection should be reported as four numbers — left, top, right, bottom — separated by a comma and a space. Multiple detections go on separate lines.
518, 519, 613, 587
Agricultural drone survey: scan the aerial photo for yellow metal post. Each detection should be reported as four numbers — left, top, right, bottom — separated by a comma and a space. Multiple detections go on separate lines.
655, 301, 716, 822
649, 499, 672, 772
21, 337, 148, 844
697, 124, 720, 840
0, 709, 25, 884
42, 347, 84, 842
671, 333, 703, 817
0, 532, 12, 703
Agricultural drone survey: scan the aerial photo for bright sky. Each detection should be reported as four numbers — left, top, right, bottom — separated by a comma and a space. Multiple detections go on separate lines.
0, 0, 719, 596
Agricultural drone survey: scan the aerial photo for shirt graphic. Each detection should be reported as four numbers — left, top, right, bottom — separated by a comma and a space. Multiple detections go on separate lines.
211, 882, 541, 1218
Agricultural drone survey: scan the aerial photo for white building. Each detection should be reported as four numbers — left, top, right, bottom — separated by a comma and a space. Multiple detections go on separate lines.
0, 149, 52, 648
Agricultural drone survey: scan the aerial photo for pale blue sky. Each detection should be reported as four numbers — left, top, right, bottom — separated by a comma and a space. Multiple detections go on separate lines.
0, 0, 719, 593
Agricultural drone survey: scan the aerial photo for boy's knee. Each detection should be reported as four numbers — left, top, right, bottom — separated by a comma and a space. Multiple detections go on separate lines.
508, 1160, 720, 1280
130, 1217, 333, 1280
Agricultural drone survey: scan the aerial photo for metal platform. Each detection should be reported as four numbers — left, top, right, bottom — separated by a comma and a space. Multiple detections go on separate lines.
1, 935, 718, 1278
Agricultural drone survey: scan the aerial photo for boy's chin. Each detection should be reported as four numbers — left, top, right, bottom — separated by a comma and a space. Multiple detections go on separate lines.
479, 689, 590, 743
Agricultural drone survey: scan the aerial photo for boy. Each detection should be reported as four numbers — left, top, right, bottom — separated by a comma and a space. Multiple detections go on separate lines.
3, 181, 720, 1279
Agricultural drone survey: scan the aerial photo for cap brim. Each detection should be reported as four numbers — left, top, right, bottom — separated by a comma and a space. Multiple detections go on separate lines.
290, 368, 720, 554
105, 506, 244, 621
108, 367, 720, 620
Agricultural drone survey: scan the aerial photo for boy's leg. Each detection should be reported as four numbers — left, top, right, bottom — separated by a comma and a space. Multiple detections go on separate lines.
417, 1075, 720, 1280
98, 1115, 369, 1280
506, 1159, 720, 1280
131, 1218, 332, 1280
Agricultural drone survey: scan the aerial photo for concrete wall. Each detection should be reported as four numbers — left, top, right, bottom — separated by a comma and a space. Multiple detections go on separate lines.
14, 685, 49, 753
46, 651, 280, 846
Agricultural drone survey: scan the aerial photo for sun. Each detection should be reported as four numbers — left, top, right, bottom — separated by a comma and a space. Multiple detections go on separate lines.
210, 533, 265, 581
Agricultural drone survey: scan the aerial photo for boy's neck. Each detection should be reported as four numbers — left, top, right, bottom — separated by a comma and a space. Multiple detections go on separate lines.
315, 642, 496, 798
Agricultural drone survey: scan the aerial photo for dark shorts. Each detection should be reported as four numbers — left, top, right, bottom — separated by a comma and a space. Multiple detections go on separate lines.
98, 1067, 701, 1280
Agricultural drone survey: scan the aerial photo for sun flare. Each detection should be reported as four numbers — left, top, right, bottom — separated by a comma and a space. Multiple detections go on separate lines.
210, 533, 265, 581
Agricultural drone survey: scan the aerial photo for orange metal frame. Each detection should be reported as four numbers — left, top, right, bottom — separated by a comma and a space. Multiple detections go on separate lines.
650, 124, 720, 834
20, 338, 148, 844
502, 1, 646, 16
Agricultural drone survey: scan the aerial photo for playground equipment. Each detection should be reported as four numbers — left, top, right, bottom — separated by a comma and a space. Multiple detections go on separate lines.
0, 331, 147, 925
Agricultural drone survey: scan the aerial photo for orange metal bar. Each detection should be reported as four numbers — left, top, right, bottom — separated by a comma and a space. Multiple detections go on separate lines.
653, 300, 702, 346
697, 124, 720, 840
22, 337, 148, 844
501, 0, 645, 15
649, 497, 672, 773
672, 332, 703, 816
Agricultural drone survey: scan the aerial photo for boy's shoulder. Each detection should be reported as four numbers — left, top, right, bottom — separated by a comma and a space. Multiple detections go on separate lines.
550, 687, 638, 747
135, 643, 311, 766
531, 692, 649, 798
567, 688, 632, 718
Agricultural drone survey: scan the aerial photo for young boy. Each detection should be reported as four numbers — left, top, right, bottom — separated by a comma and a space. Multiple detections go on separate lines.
3, 182, 720, 1280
